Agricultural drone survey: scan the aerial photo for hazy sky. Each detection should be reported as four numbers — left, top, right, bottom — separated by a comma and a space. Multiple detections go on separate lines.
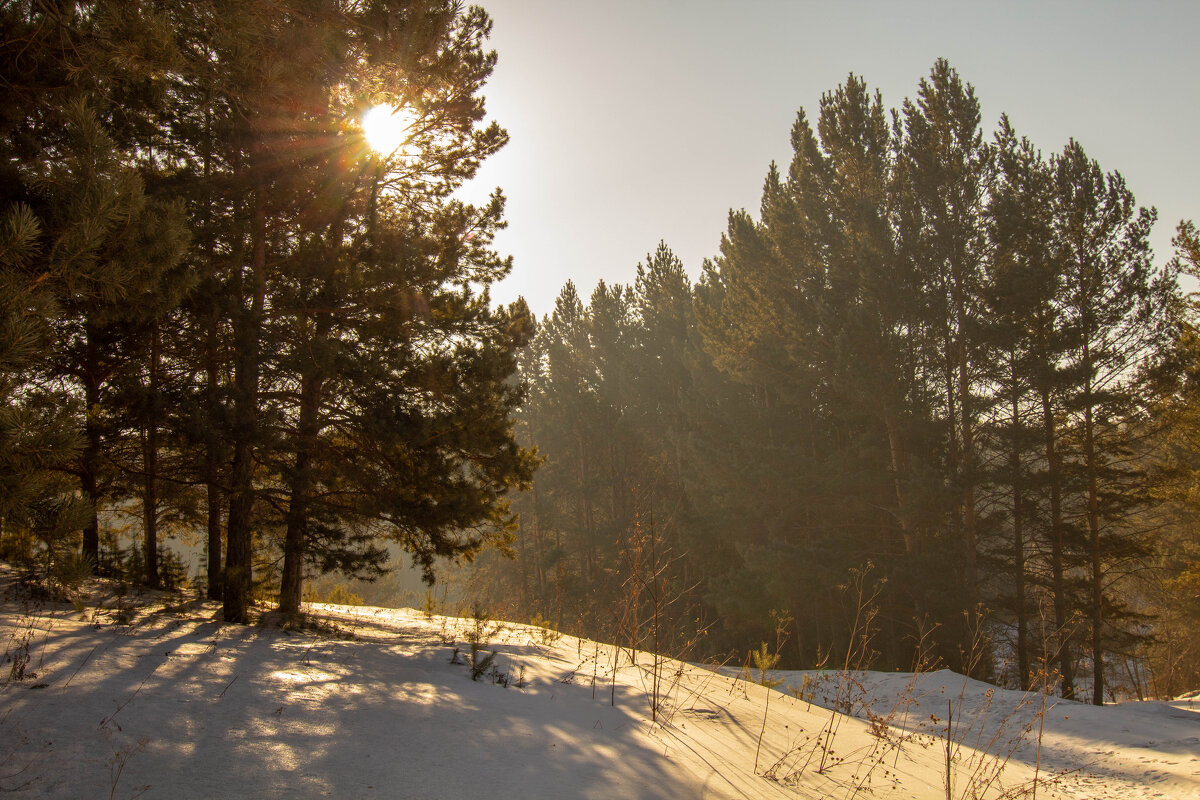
460, 1, 1200, 316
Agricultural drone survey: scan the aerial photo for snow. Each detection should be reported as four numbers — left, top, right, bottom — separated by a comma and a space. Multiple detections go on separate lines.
2, 567, 1197, 799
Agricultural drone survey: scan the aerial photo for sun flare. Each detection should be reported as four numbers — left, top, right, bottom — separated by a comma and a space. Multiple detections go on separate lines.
362, 104, 412, 155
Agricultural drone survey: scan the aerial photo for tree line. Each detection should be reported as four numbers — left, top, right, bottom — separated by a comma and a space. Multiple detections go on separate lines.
0, 0, 533, 624
470, 60, 1200, 705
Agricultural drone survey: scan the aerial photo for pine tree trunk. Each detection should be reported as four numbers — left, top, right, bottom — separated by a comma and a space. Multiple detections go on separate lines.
223, 187, 267, 624
578, 437, 593, 583
81, 324, 102, 570
279, 366, 324, 616
884, 409, 915, 553
205, 458, 223, 600
278, 200, 340, 616
956, 310, 980, 670
1009, 379, 1028, 690
532, 482, 545, 596
517, 510, 529, 609
1041, 385, 1075, 699
204, 315, 223, 600
142, 323, 160, 589
201, 106, 223, 602
1082, 351, 1105, 706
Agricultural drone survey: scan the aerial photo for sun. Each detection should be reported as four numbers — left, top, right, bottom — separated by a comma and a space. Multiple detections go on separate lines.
362, 104, 412, 155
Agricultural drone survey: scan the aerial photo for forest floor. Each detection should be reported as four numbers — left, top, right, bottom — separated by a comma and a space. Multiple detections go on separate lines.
1, 563, 1197, 799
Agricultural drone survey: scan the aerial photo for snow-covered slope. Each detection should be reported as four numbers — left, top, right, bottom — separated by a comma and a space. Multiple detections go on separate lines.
757, 668, 1200, 799
2, 576, 1197, 799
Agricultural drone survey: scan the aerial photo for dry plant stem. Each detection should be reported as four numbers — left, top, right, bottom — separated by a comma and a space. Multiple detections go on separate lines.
892, 670, 926, 772
754, 682, 771, 774
1032, 679, 1047, 800
591, 642, 599, 701
843, 735, 901, 799
61, 644, 98, 690
657, 654, 709, 725
945, 699, 953, 800
610, 642, 618, 707
840, 672, 928, 800
35, 614, 55, 676
937, 615, 1054, 800
108, 737, 148, 800
798, 566, 880, 779
673, 656, 731, 713
0, 755, 38, 793
962, 696, 1028, 797
100, 671, 153, 729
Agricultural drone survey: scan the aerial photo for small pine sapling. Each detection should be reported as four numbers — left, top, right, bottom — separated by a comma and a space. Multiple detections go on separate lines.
746, 641, 785, 688
528, 611, 561, 646
470, 647, 497, 682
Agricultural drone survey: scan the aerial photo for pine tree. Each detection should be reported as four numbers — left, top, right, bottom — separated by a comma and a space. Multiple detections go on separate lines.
980, 116, 1056, 689
0, 201, 87, 570
694, 74, 954, 666
1146, 220, 1200, 695
895, 60, 994, 664
157, 0, 242, 600
1050, 139, 1176, 703
0, 1, 189, 572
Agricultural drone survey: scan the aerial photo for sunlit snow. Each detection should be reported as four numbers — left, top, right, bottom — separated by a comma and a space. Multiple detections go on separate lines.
2, 566, 1197, 799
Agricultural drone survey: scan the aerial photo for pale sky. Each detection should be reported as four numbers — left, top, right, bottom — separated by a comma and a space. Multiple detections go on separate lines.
461, 0, 1200, 316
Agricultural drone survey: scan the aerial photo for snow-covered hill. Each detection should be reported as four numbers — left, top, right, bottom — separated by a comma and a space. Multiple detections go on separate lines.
2, 573, 1197, 799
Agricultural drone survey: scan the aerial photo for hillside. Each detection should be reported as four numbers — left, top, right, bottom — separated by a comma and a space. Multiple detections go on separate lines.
2, 569, 1197, 799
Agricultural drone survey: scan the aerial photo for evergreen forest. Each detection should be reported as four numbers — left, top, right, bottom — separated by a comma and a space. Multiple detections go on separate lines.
2, 1, 1199, 710
468, 64, 1200, 705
